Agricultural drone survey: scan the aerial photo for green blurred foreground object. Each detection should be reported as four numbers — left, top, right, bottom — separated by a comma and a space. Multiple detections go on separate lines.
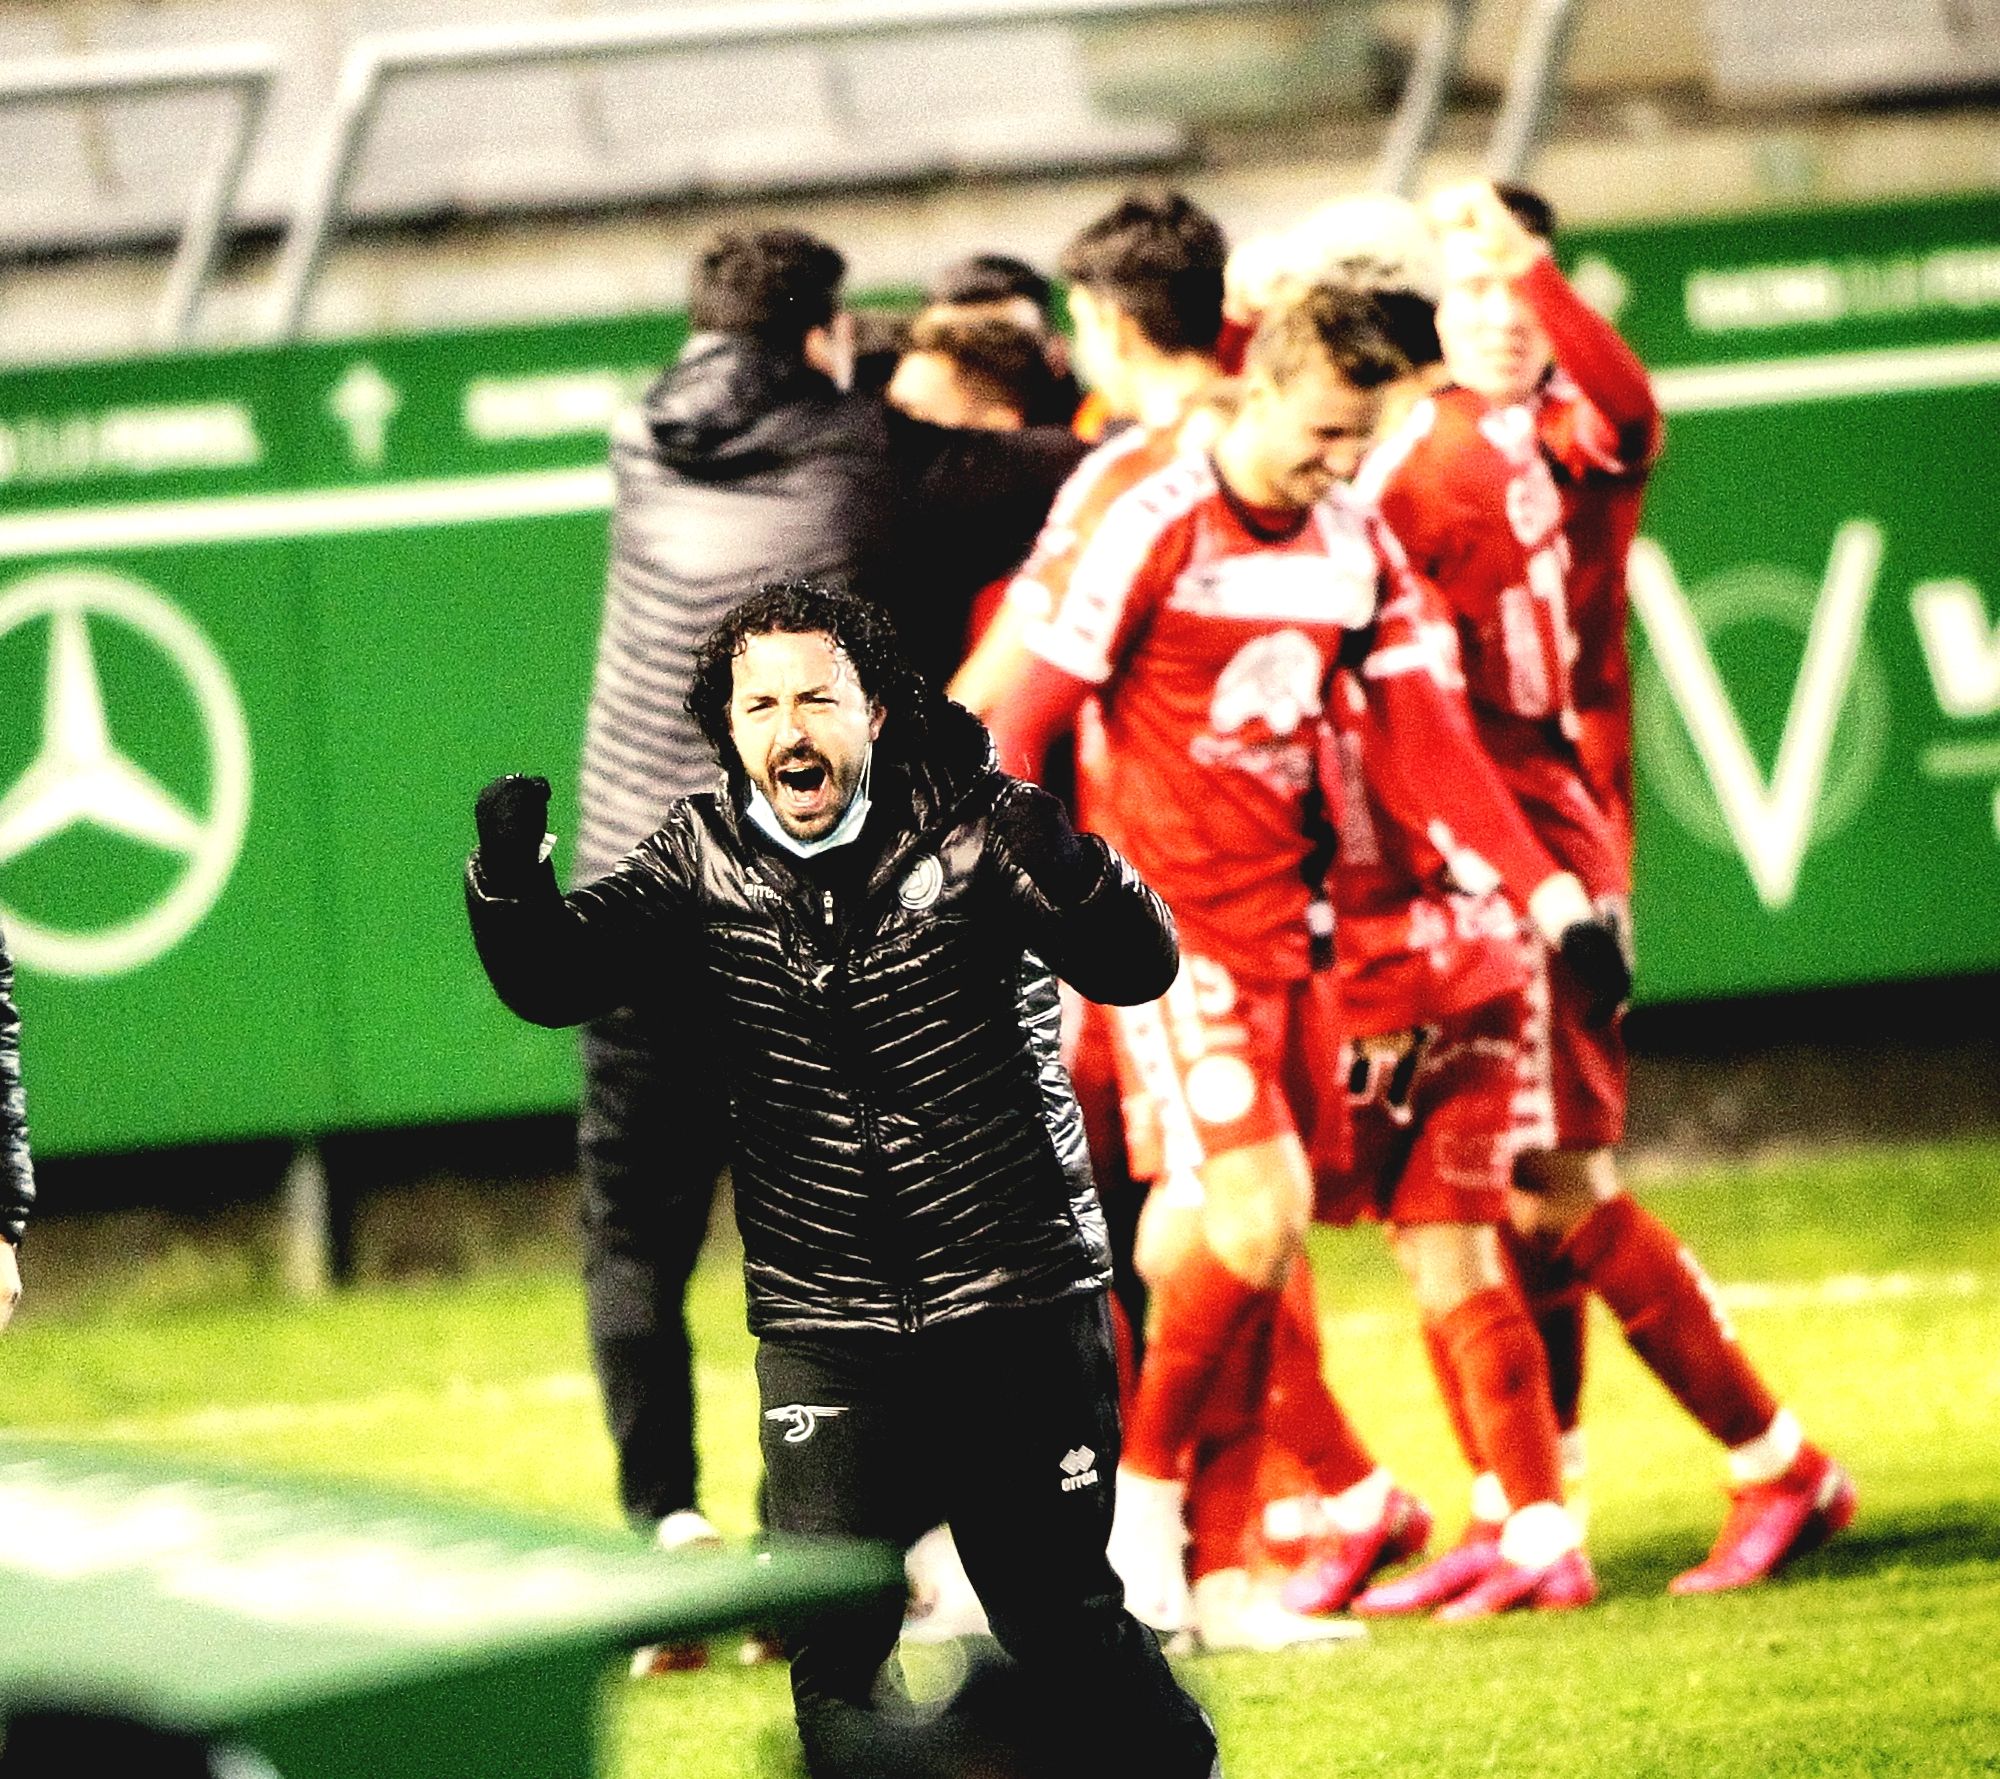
0, 1438, 896, 1779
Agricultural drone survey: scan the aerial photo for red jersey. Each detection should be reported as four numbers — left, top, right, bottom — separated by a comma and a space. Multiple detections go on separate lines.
1361, 255, 1661, 892
989, 429, 1378, 981
1325, 560, 1564, 1036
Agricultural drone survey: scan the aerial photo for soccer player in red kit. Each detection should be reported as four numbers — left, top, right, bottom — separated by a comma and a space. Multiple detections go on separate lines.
980, 288, 1423, 1646
954, 191, 1235, 1413
1309, 557, 1605, 1620
1363, 180, 1853, 1595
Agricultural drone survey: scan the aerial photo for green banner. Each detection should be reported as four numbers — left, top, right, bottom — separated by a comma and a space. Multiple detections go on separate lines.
0, 320, 679, 1151
0, 195, 1995, 1152
1559, 193, 2000, 999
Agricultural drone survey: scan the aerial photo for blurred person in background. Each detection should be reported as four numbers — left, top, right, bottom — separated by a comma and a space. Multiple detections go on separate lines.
0, 920, 29, 1331
975, 288, 1427, 1650
952, 189, 1232, 712
1059, 191, 1231, 444
576, 229, 884, 1662
888, 309, 1048, 432
469, 581, 1218, 1779
1210, 196, 1622, 1620
890, 309, 1059, 675
1295, 551, 1610, 1624
924, 250, 1082, 427
948, 189, 1233, 1455
1361, 179, 1853, 1601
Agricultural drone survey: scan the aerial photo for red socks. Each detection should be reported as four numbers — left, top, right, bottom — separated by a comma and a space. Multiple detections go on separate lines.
1123, 1241, 1276, 1479
1261, 1253, 1376, 1497
1184, 1310, 1274, 1580
1420, 1316, 1484, 1473
1431, 1286, 1565, 1511
1503, 1224, 1589, 1433
1562, 1195, 1778, 1450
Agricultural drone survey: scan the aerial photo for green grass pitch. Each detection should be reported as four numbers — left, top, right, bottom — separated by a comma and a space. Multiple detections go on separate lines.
8, 1138, 2000, 1776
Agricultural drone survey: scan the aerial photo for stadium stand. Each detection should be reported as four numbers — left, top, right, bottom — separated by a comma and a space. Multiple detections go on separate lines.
0, 0, 1190, 258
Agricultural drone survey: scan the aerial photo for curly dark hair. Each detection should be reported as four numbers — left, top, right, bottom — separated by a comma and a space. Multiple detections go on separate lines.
687, 580, 932, 779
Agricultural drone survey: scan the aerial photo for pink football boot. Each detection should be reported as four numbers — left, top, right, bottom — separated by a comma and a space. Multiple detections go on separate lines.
1670, 1446, 1856, 1595
1280, 1486, 1433, 1616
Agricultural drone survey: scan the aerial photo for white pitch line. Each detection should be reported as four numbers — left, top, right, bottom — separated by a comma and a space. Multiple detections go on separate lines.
17, 1268, 1987, 1447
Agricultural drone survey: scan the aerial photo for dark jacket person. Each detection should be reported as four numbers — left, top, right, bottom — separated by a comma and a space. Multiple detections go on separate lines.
1, 922, 32, 1330
468, 583, 1217, 1779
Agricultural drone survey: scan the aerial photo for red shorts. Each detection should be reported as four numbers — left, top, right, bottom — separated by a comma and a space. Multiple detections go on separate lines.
1315, 990, 1538, 1228
1523, 938, 1628, 1153
1107, 955, 1348, 1182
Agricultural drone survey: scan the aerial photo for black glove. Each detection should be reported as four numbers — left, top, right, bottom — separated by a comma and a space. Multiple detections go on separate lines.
990, 781, 1104, 909
474, 774, 552, 898
1558, 914, 1633, 1025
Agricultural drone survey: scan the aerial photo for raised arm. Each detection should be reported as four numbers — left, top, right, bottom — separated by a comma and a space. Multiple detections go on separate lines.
1516, 255, 1662, 473
464, 775, 691, 1029
984, 778, 1178, 1005
1427, 179, 1662, 473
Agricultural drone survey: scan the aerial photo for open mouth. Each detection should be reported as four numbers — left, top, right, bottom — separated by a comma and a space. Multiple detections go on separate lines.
776, 760, 829, 797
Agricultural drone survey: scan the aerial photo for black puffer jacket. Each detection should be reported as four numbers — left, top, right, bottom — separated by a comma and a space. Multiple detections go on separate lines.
1, 924, 33, 1247
469, 705, 1176, 1336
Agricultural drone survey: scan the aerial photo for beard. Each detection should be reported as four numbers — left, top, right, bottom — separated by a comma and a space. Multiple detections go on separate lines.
759, 744, 859, 839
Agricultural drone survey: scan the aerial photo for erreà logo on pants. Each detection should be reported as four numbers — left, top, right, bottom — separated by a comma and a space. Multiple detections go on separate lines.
0, 567, 251, 977
1059, 1446, 1099, 1491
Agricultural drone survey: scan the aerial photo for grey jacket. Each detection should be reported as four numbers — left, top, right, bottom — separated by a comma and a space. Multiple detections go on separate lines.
575, 332, 1087, 881
576, 335, 891, 879
0, 924, 33, 1246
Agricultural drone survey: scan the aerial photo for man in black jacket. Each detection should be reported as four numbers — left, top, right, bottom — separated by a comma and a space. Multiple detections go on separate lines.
471, 583, 1217, 1779
1, 921, 32, 1331
576, 230, 1085, 1568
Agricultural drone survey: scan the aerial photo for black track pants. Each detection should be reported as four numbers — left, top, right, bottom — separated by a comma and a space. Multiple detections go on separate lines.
579, 1008, 728, 1528
758, 1293, 1217, 1779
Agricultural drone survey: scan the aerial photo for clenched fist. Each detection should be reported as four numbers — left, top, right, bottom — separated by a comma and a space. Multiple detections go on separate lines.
474, 774, 552, 898
990, 781, 1104, 909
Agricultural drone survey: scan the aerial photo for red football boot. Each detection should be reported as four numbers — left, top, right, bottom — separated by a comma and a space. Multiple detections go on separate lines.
1434, 1547, 1597, 1623
1669, 1446, 1857, 1595
1351, 1519, 1503, 1617
1280, 1486, 1432, 1616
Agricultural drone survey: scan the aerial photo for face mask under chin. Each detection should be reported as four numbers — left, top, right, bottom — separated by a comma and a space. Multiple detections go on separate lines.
746, 743, 875, 858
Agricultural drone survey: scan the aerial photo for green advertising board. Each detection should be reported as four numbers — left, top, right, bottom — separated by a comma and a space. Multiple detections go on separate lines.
0, 193, 1995, 1154
0, 1437, 894, 1778
0, 318, 681, 1152
1560, 193, 2000, 1001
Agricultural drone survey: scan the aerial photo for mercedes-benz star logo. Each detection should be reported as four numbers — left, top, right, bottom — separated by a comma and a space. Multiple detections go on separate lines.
0, 567, 251, 977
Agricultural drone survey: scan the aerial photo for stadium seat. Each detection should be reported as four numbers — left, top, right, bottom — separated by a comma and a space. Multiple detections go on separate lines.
0, 0, 1188, 261
0, 9, 107, 256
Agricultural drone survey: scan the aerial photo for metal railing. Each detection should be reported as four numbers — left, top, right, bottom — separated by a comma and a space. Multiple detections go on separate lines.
265, 0, 1481, 339
0, 43, 279, 348
1487, 0, 1583, 182
0, 1, 1587, 352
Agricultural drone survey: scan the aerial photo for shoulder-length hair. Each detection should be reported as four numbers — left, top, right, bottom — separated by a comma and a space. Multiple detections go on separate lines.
686, 579, 932, 777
